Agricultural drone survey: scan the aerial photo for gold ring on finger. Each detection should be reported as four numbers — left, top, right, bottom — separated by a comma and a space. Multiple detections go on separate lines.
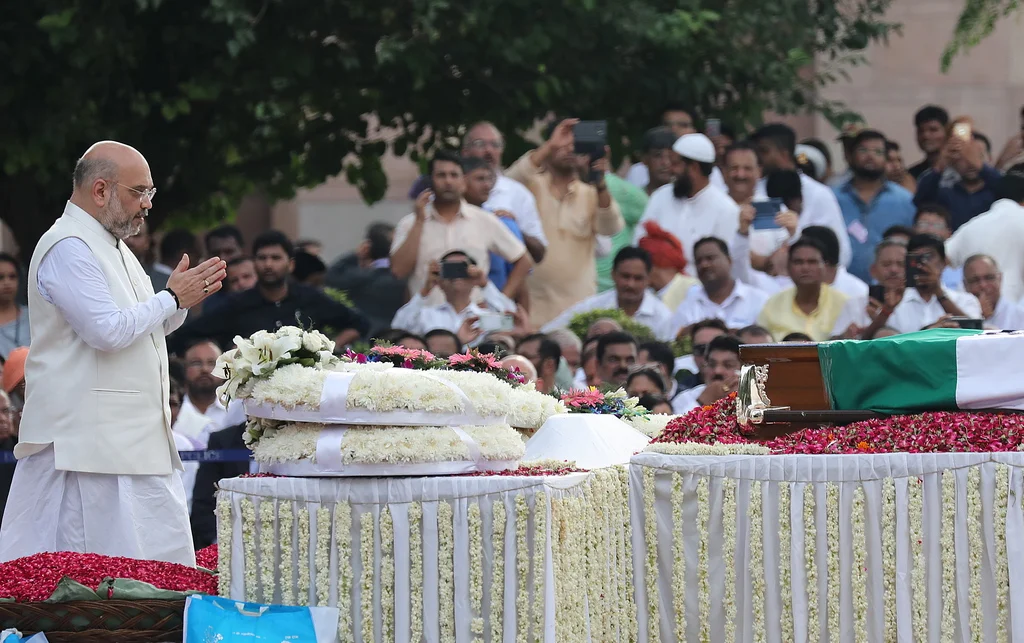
203, 287, 209, 294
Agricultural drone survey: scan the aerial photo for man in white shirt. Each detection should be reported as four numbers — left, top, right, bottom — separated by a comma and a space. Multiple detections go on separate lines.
945, 167, 1024, 302
831, 239, 907, 339
750, 123, 852, 267
1, 141, 225, 565
670, 236, 768, 333
174, 340, 227, 450
884, 234, 982, 334
633, 133, 740, 274
673, 335, 742, 414
392, 251, 516, 347
461, 122, 547, 263
542, 247, 675, 341
962, 254, 1024, 330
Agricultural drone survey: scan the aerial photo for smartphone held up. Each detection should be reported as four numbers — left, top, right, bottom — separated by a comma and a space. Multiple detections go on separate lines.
573, 120, 607, 184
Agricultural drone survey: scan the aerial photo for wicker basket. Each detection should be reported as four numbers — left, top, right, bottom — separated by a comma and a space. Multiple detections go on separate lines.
0, 599, 184, 642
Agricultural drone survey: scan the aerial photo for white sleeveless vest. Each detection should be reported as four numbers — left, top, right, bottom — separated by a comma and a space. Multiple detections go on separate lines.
17, 203, 181, 475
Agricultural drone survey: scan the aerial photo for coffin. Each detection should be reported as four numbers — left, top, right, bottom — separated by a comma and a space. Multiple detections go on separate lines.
737, 342, 877, 438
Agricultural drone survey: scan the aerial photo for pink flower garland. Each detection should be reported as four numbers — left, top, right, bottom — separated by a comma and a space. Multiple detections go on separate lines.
653, 394, 1024, 455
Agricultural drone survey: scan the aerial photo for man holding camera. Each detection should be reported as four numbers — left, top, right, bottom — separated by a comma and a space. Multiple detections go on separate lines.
390, 250, 519, 348
506, 119, 624, 327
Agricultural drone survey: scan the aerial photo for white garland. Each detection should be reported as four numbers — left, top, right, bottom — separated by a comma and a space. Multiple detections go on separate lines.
438, 500, 456, 643
619, 466, 637, 643
380, 506, 395, 642
779, 482, 793, 642
490, 499, 506, 643
314, 507, 331, 607
967, 467, 982, 642
643, 441, 772, 456
507, 386, 566, 430
336, 504, 353, 643
297, 507, 310, 604
251, 422, 525, 465
697, 476, 711, 642
851, 485, 867, 639
642, 467, 659, 642
532, 492, 546, 641
469, 502, 485, 639
671, 473, 686, 643
215, 495, 232, 595
941, 470, 956, 639
241, 498, 258, 602
882, 478, 896, 637
278, 501, 294, 605
624, 413, 678, 438
995, 464, 1010, 641
409, 502, 424, 642
515, 495, 529, 643
359, 511, 374, 643
215, 326, 337, 404
259, 500, 277, 604
804, 485, 818, 643
722, 477, 737, 643
750, 480, 766, 643
826, 483, 839, 641
909, 477, 926, 638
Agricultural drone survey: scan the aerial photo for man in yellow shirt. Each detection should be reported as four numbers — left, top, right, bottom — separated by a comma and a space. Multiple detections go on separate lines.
757, 236, 848, 341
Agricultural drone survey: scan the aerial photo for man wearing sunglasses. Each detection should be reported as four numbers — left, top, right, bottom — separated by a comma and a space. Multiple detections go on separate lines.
0, 141, 226, 567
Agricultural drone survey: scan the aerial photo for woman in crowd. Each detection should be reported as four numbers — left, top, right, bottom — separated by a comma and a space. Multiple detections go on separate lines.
0, 254, 29, 361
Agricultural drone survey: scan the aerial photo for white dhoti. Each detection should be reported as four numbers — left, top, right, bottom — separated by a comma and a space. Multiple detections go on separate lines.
0, 447, 196, 567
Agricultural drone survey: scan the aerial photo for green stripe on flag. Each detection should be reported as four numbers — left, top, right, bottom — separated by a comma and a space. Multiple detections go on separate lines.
818, 328, 984, 413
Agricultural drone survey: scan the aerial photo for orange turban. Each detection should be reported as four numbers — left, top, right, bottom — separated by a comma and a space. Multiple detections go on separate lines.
2, 347, 27, 394
638, 221, 687, 272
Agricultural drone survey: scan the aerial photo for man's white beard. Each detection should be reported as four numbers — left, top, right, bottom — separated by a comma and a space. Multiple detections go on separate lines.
100, 197, 141, 240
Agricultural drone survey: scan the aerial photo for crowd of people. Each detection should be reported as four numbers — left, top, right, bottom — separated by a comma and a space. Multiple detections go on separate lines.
1, 102, 1024, 543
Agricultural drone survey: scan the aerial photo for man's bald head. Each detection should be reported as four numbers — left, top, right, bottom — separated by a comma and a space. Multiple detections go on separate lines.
70, 141, 154, 240
462, 122, 505, 169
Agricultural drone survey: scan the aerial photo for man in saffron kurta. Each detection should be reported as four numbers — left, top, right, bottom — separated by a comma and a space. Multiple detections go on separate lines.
0, 141, 226, 566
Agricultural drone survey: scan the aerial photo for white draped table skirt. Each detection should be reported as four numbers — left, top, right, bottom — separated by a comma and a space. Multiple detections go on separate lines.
630, 452, 1024, 643
217, 469, 634, 643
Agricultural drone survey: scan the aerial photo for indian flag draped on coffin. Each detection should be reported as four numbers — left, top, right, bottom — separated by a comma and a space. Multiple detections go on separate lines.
818, 328, 1024, 413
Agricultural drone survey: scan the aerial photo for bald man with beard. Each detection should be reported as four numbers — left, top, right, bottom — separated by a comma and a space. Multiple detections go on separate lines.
0, 141, 226, 566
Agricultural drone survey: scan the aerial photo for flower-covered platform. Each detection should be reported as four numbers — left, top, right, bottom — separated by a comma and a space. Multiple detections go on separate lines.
215, 466, 634, 642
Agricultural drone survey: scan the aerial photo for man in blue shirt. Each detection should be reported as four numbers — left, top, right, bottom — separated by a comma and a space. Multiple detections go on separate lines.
833, 130, 916, 282
914, 131, 1002, 231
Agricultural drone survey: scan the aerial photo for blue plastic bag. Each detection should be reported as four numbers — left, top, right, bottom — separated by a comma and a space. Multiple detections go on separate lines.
184, 594, 337, 643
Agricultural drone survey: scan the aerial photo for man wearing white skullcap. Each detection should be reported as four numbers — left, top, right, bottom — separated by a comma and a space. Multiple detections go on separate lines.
633, 133, 740, 276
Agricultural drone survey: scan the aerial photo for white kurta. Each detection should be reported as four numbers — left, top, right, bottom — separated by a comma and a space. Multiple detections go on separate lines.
0, 233, 194, 566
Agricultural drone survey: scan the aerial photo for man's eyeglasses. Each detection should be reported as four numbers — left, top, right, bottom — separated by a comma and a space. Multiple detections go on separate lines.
467, 140, 503, 151
113, 182, 157, 203
692, 343, 709, 357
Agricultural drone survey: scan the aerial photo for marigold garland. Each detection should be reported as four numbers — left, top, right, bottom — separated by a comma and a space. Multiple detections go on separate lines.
216, 496, 232, 597
490, 499, 506, 643
438, 500, 456, 643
